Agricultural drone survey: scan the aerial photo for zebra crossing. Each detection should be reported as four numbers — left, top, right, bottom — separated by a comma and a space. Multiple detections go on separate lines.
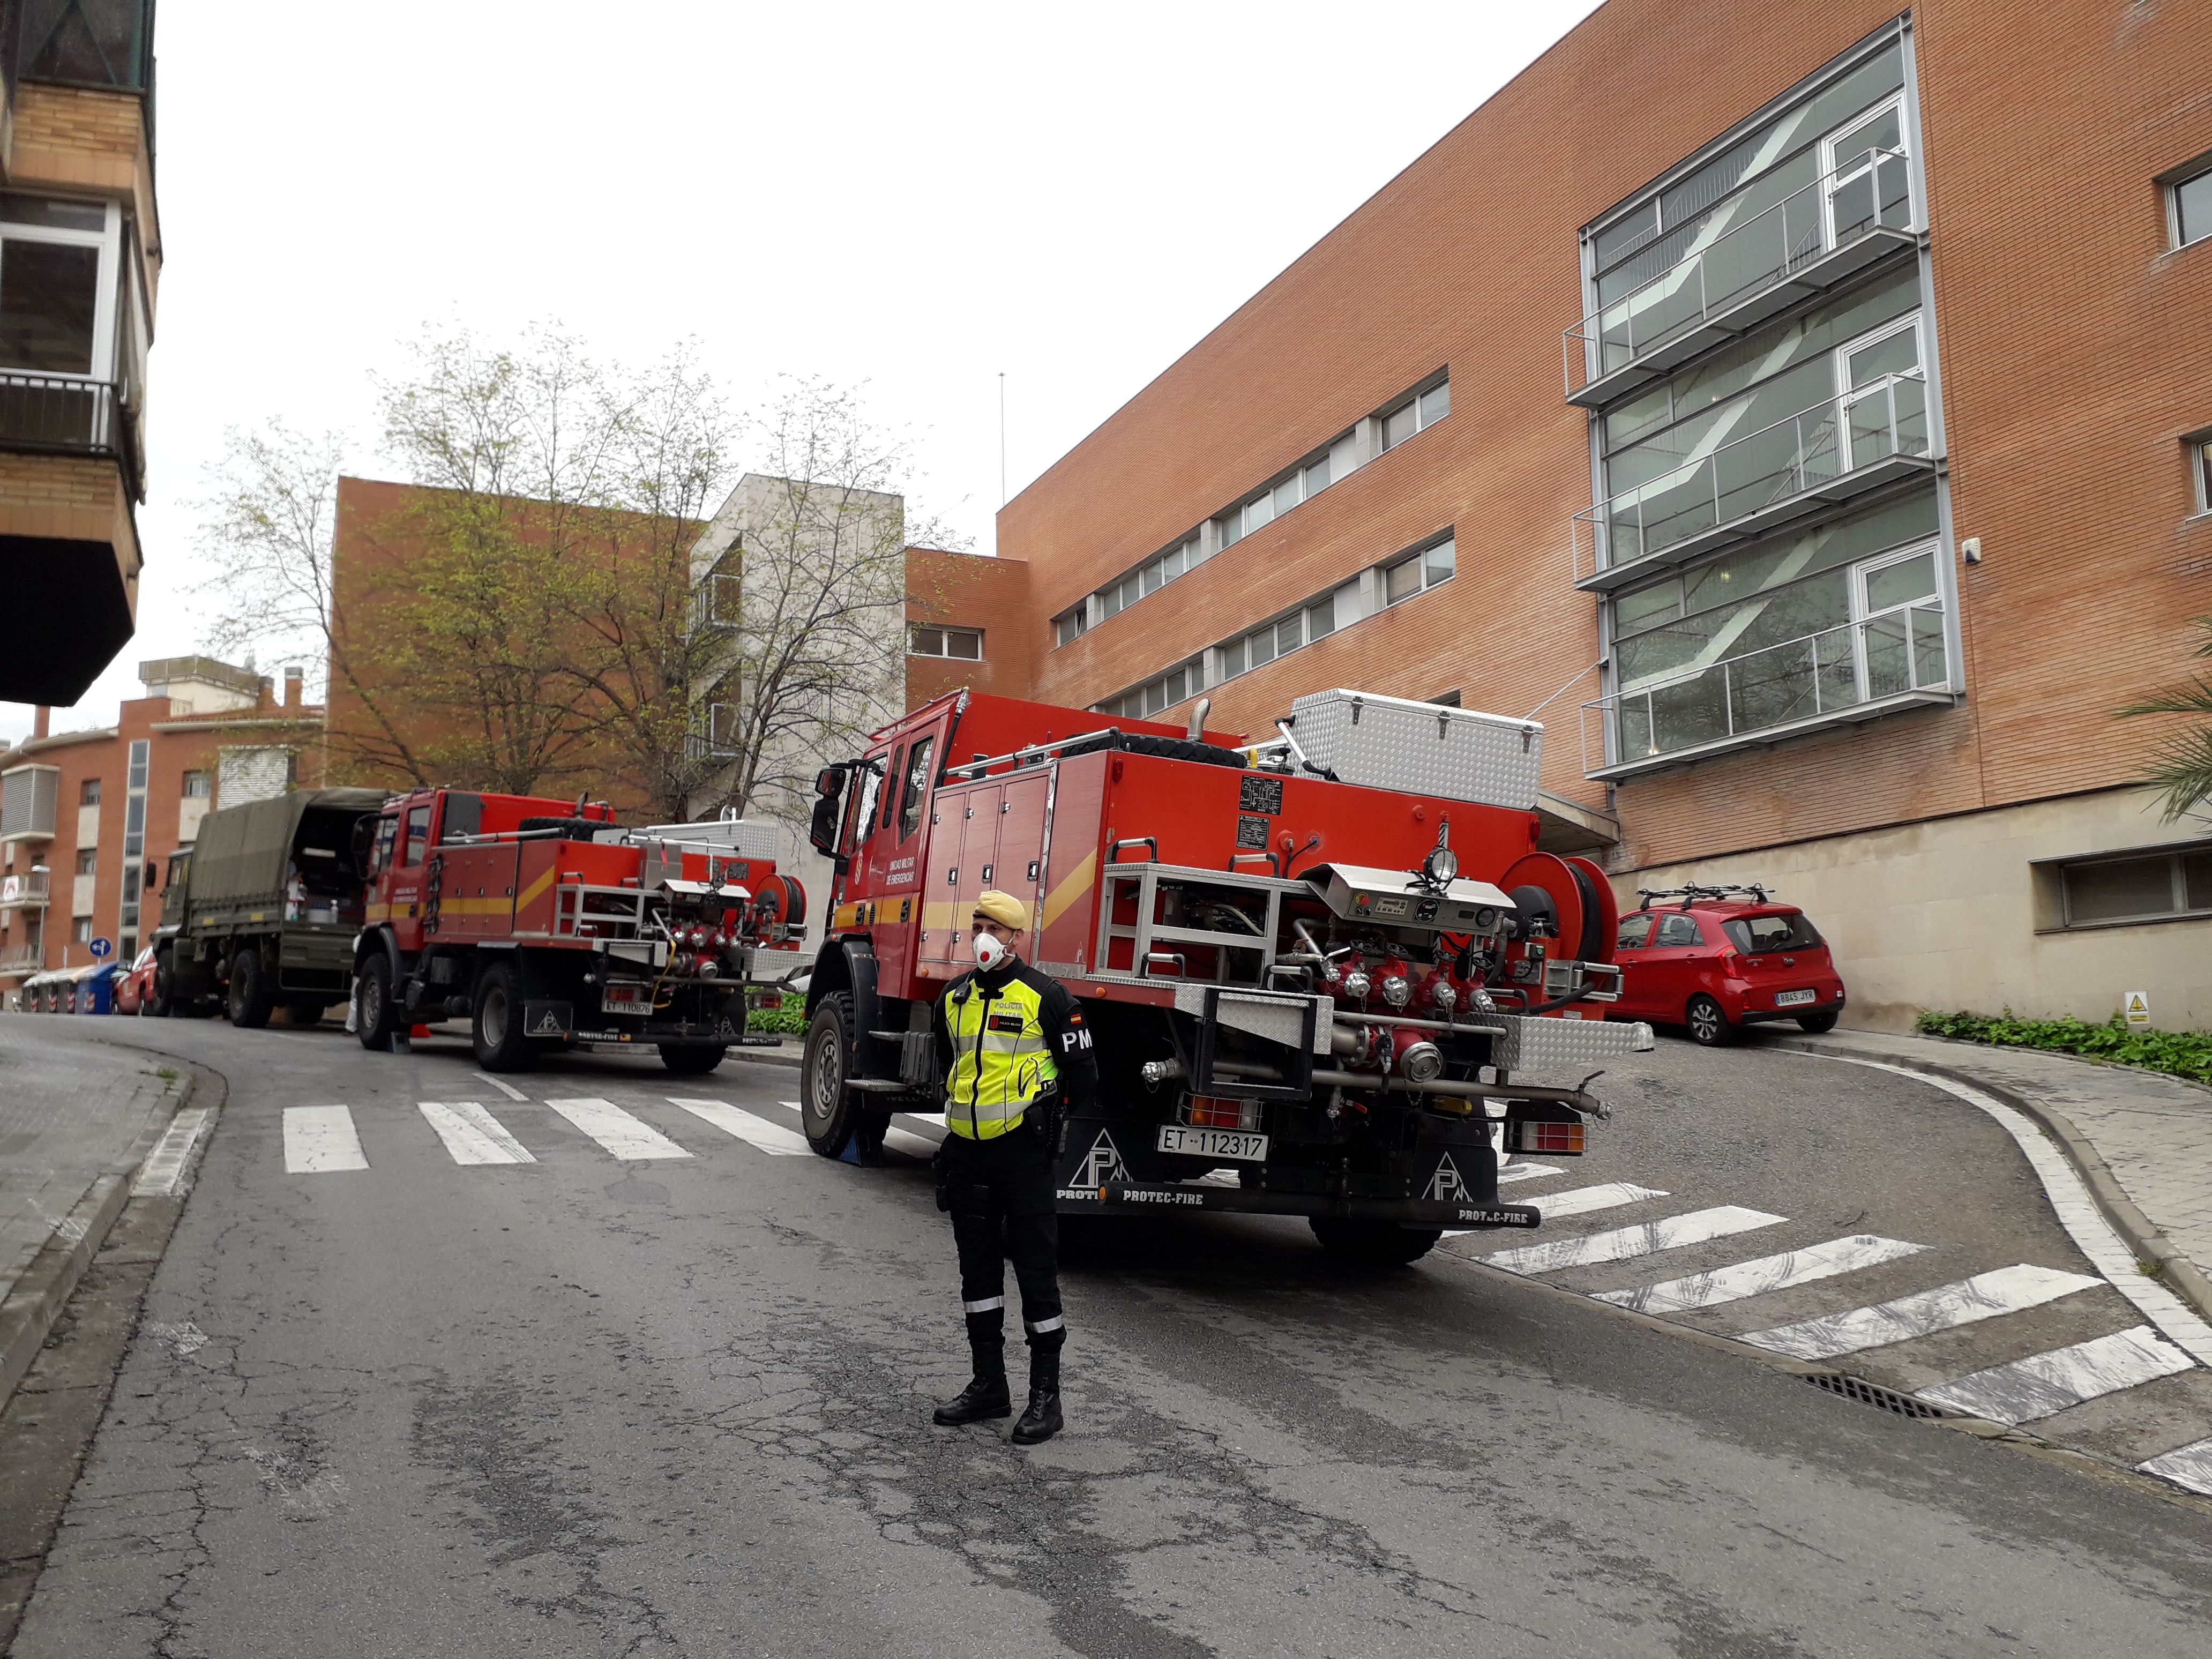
1453, 1155, 2212, 1500
269, 1088, 2212, 1499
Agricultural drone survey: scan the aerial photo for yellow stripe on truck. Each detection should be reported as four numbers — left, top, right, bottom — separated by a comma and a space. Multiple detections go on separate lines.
1040, 851, 1096, 932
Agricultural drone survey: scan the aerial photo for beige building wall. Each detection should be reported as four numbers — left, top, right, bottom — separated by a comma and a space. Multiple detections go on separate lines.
1619, 787, 2212, 1033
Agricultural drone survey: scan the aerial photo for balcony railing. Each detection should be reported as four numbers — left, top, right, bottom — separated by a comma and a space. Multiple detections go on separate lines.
1573, 371, 1932, 589
1580, 600, 1951, 778
0, 944, 47, 976
0, 869, 51, 907
0, 374, 144, 500
1565, 149, 1915, 406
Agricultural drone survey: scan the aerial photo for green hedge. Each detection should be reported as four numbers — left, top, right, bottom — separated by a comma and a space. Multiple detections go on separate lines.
1914, 1008, 2212, 1085
746, 1004, 809, 1035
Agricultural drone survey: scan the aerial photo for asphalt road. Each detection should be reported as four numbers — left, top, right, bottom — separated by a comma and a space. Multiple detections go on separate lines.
6, 1014, 2212, 1657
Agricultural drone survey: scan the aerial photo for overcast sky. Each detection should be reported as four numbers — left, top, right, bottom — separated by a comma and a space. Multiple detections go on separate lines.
3, 0, 1604, 746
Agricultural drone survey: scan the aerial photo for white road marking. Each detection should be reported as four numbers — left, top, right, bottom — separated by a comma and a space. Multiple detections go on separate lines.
1917, 1325, 2196, 1425
283, 1106, 368, 1174
2140, 1437, 2212, 1496
417, 1102, 536, 1166
1477, 1206, 1785, 1275
1531, 1182, 1669, 1221
884, 1127, 939, 1159
543, 1097, 693, 1161
669, 1098, 811, 1155
1737, 1264, 2102, 1361
1803, 1055, 2212, 1366
1594, 1235, 1929, 1314
472, 1072, 530, 1101
133, 1107, 213, 1196
1496, 1162, 1564, 1185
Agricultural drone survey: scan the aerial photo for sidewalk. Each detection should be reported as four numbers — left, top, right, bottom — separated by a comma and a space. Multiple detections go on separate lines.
0, 1022, 182, 1303
1766, 1026, 2212, 1324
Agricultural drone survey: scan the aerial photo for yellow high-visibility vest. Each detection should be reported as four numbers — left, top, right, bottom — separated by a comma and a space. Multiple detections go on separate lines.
944, 974, 1059, 1139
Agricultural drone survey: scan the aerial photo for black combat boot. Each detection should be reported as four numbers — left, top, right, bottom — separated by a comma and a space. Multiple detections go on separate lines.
933, 1346, 1012, 1425
1010, 1343, 1063, 1445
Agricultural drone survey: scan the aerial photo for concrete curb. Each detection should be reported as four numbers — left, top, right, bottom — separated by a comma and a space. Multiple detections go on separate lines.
0, 1052, 216, 1410
1765, 1034, 2212, 1331
727, 1044, 801, 1072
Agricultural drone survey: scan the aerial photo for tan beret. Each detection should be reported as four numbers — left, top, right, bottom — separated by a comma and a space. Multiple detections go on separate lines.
972, 890, 1028, 930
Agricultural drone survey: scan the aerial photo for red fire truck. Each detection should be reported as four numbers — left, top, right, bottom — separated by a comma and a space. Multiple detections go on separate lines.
350, 788, 805, 1072
797, 687, 1653, 1263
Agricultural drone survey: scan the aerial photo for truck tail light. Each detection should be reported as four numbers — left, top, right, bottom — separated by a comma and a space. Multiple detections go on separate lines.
1513, 1120, 1585, 1155
1185, 1095, 1258, 1130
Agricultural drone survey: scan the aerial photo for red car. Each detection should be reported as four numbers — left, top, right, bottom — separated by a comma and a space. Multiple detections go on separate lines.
116, 943, 161, 1015
1610, 885, 1846, 1045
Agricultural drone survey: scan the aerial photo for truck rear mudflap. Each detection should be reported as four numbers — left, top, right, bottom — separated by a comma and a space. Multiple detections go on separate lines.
1053, 1180, 1538, 1229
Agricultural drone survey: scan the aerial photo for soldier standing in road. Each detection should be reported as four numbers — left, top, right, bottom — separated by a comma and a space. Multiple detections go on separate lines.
930, 890, 1096, 1444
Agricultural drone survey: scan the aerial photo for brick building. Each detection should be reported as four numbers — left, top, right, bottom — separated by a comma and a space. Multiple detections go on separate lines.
0, 2, 163, 706
0, 658, 324, 987
970, 1, 2212, 1029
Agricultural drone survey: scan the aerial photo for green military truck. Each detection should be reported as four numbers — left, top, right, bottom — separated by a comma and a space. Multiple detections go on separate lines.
152, 788, 388, 1026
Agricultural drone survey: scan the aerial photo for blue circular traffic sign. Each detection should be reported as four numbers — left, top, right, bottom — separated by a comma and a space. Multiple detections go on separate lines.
87, 936, 113, 960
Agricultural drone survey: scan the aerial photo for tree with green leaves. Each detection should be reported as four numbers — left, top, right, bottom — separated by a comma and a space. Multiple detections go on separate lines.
2120, 616, 2212, 823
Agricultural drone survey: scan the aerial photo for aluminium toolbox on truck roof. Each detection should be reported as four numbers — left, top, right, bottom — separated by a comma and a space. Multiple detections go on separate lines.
184, 788, 387, 906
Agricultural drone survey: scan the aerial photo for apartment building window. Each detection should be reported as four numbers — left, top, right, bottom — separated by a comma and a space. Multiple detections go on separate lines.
1384, 536, 1455, 605
182, 770, 210, 798
2054, 846, 2212, 929
74, 917, 92, 944
1100, 659, 1207, 721
1055, 608, 1089, 647
0, 196, 145, 394
74, 847, 95, 875
2191, 432, 2212, 514
1219, 436, 1358, 551
80, 777, 100, 805
1606, 494, 1947, 765
2172, 161, 2212, 251
1380, 380, 1449, 453
908, 624, 982, 660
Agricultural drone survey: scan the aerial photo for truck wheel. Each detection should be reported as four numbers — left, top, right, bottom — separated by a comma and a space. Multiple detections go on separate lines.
1684, 994, 1735, 1047
227, 950, 275, 1028
660, 1044, 726, 1075
356, 956, 399, 1052
1310, 1219, 1443, 1266
800, 992, 861, 1159
148, 953, 175, 1018
472, 963, 537, 1072
1796, 1011, 1840, 1034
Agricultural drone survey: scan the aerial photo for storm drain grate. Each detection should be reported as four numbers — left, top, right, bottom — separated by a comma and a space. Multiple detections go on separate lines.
1803, 1372, 1951, 1419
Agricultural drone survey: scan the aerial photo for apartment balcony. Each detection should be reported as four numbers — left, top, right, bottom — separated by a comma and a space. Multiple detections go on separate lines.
0, 869, 51, 908
1564, 150, 1916, 408
1573, 372, 1933, 592
0, 944, 46, 977
1580, 600, 1953, 781
0, 764, 60, 843
7, 0, 157, 109
0, 375, 144, 500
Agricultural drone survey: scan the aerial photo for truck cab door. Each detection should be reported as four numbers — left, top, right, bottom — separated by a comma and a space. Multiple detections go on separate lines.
386, 799, 433, 953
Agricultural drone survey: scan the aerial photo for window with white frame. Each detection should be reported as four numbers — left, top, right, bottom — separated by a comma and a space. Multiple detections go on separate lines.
1382, 536, 1455, 605
2172, 161, 2212, 252
1097, 657, 1206, 720
908, 624, 982, 660
2193, 432, 2212, 514
0, 195, 140, 392
1055, 607, 1088, 647
1214, 581, 1363, 683
1217, 434, 1359, 552
1379, 380, 1449, 453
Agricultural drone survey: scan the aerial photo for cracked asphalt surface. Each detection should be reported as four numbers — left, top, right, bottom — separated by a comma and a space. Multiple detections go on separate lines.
8, 1015, 2212, 1657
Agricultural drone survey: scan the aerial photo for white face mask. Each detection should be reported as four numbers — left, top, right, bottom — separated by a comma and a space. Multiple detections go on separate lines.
973, 931, 1008, 970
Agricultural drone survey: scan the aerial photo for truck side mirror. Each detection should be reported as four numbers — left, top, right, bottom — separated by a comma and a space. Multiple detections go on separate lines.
808, 792, 842, 859
816, 768, 845, 798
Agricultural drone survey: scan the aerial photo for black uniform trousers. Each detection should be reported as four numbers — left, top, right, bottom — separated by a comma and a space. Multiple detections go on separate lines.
939, 1112, 1064, 1361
